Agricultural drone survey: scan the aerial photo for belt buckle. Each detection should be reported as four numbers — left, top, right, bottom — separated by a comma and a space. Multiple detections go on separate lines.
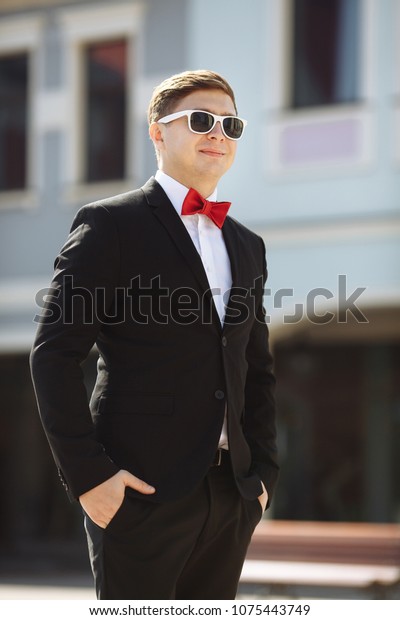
214, 448, 222, 466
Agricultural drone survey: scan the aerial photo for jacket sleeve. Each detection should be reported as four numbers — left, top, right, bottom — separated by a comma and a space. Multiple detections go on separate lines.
30, 204, 121, 500
243, 237, 279, 506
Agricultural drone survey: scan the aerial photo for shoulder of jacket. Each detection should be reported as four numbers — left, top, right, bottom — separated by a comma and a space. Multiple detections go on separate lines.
72, 187, 146, 226
83, 187, 144, 212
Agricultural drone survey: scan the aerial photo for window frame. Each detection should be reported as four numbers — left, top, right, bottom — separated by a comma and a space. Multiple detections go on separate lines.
0, 15, 42, 210
264, 0, 376, 178
59, 2, 144, 202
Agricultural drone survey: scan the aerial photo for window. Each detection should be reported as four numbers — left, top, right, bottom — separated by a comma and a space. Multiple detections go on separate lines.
0, 53, 28, 191
291, 0, 361, 108
273, 339, 400, 523
59, 3, 143, 194
84, 39, 127, 183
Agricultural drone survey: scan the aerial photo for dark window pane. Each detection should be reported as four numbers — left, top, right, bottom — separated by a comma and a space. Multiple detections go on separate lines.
273, 340, 400, 523
85, 39, 127, 182
0, 54, 28, 191
291, 0, 360, 108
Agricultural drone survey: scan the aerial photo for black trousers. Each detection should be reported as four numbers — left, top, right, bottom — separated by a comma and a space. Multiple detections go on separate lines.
84, 451, 263, 600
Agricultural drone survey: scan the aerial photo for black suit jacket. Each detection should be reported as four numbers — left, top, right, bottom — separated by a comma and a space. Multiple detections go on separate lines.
30, 178, 278, 504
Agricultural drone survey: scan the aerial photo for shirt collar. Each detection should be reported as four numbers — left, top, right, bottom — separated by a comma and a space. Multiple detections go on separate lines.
155, 170, 218, 216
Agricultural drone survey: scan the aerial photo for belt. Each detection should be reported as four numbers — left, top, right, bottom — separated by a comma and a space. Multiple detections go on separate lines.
211, 448, 229, 467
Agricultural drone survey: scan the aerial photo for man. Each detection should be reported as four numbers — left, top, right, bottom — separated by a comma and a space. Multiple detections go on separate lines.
30, 70, 279, 600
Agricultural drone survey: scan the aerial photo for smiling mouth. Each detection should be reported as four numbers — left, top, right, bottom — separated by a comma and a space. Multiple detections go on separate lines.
199, 149, 225, 157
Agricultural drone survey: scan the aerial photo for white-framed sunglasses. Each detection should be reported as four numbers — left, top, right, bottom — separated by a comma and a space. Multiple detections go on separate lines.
157, 109, 247, 141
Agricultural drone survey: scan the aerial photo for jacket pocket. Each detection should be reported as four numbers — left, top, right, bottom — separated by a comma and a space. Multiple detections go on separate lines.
98, 391, 174, 416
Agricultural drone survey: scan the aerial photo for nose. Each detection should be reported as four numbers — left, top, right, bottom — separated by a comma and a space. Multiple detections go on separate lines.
208, 121, 225, 140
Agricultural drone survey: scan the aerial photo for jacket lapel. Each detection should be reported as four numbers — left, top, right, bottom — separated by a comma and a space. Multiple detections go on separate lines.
222, 216, 241, 291
141, 178, 221, 330
222, 217, 259, 334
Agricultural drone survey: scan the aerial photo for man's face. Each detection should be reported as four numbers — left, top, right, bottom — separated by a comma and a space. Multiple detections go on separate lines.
153, 89, 238, 195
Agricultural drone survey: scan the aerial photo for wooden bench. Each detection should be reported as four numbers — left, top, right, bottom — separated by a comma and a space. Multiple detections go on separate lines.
240, 520, 400, 598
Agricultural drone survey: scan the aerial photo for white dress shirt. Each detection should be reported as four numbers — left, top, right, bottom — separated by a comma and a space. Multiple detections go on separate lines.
155, 170, 231, 448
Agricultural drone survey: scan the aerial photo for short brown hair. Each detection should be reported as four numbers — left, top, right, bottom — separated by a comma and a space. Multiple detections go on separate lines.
148, 69, 237, 124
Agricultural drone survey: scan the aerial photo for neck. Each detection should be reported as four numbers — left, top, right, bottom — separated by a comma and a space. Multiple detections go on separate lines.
189, 181, 217, 198
159, 167, 217, 199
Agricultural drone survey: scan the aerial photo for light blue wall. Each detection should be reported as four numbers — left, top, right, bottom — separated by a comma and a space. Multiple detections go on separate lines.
267, 236, 400, 300
0, 130, 75, 279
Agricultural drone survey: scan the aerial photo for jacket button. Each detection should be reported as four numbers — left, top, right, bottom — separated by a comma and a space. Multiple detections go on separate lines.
215, 390, 225, 400
222, 336, 227, 347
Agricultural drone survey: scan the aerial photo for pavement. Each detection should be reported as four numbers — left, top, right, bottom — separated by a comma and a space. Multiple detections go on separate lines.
0, 572, 270, 601
0, 571, 95, 600
1, 556, 399, 601
0, 568, 294, 601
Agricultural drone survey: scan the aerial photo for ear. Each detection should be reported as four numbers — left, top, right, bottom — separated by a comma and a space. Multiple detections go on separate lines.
149, 122, 165, 152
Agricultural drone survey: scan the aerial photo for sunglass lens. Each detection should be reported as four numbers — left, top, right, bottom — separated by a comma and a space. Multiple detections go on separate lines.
190, 112, 214, 133
223, 117, 244, 139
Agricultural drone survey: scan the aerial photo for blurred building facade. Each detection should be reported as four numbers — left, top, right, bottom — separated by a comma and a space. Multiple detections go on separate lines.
0, 0, 399, 556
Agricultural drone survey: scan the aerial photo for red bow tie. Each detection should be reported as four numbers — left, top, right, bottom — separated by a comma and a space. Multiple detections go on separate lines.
181, 188, 231, 229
